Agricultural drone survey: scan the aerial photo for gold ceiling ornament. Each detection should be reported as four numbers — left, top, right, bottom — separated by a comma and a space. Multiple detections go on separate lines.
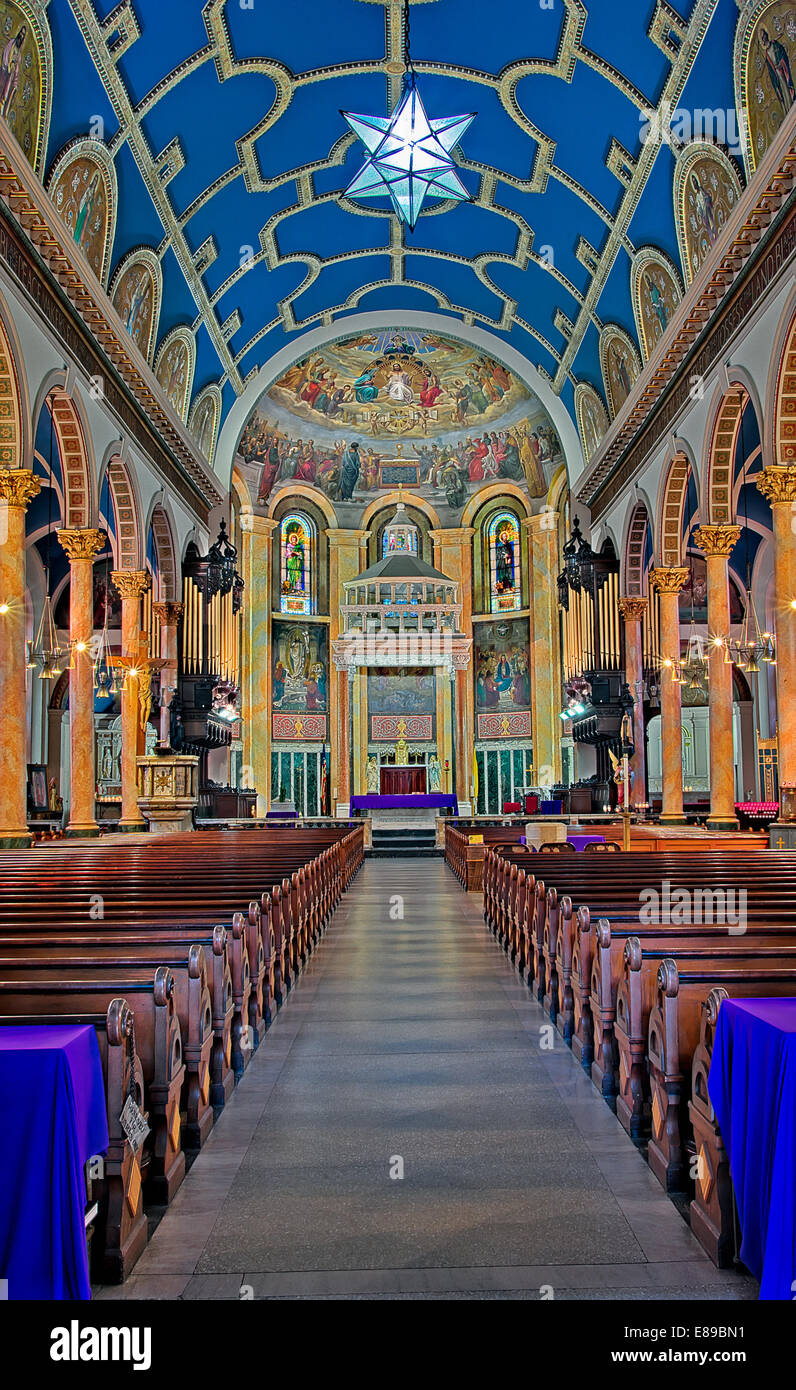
0, 468, 42, 510
692, 524, 742, 558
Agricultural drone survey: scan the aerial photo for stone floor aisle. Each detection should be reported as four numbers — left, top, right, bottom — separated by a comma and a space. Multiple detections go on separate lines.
99, 859, 756, 1300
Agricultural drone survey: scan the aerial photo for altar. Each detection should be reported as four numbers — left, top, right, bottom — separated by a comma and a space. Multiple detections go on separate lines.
380, 765, 426, 796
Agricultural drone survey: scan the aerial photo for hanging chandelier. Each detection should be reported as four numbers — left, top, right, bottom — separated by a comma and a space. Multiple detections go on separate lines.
341, 0, 475, 231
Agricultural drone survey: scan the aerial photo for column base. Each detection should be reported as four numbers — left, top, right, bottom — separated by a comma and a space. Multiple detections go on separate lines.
116, 819, 148, 834
706, 817, 739, 833
0, 831, 33, 849
64, 822, 100, 839
659, 813, 688, 825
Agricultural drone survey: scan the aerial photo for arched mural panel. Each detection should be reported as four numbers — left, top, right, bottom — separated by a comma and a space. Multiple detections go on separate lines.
573, 381, 609, 463
600, 325, 642, 418
736, 0, 796, 175
109, 247, 162, 362
0, 0, 52, 173
674, 142, 743, 286
631, 248, 683, 361
154, 327, 195, 421
47, 138, 117, 287
189, 383, 222, 464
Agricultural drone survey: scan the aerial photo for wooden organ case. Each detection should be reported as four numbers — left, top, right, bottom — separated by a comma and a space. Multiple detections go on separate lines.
177, 521, 245, 805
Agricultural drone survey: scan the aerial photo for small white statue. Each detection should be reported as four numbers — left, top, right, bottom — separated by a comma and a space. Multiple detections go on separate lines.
428, 755, 442, 792
367, 755, 380, 793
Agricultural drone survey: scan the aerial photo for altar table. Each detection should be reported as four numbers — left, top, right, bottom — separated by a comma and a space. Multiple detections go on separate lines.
708, 998, 796, 1299
0, 1024, 109, 1299
351, 793, 458, 813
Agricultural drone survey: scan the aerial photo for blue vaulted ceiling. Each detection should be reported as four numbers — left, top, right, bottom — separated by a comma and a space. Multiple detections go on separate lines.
40, 0, 747, 454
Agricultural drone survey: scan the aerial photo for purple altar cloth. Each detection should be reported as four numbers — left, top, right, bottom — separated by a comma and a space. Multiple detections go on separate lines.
709, 998, 796, 1300
351, 793, 458, 813
0, 1024, 109, 1300
567, 833, 606, 851
266, 809, 298, 820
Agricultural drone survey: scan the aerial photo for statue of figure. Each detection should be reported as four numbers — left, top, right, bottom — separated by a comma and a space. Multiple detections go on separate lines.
428, 755, 442, 792
367, 755, 380, 794
395, 736, 410, 765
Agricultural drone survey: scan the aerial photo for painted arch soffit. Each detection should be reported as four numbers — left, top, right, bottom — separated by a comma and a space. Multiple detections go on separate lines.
60, 0, 719, 411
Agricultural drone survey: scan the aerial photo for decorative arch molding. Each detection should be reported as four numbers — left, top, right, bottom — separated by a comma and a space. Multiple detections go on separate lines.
216, 311, 584, 494
109, 246, 162, 363
630, 246, 683, 361
0, 0, 53, 176
573, 380, 609, 464
47, 137, 118, 288
361, 489, 441, 532
461, 480, 530, 527
623, 499, 653, 597
673, 140, 744, 288
47, 388, 95, 531
147, 501, 178, 601
734, 0, 796, 177
771, 293, 796, 467
154, 325, 195, 422
188, 382, 223, 465
231, 465, 253, 513
267, 481, 338, 528
599, 324, 642, 419
703, 381, 764, 524
0, 283, 28, 470
99, 451, 142, 571
657, 450, 698, 567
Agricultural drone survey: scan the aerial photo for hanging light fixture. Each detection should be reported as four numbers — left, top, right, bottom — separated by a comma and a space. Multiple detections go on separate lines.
341, 0, 475, 231
28, 394, 66, 681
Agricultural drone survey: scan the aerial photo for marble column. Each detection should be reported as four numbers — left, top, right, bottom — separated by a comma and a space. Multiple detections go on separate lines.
429, 527, 474, 808
756, 466, 796, 809
328, 528, 369, 814
152, 601, 184, 748
0, 468, 41, 848
112, 570, 150, 832
618, 596, 648, 810
693, 525, 742, 829
239, 514, 277, 814
650, 567, 689, 824
525, 513, 563, 787
58, 528, 106, 837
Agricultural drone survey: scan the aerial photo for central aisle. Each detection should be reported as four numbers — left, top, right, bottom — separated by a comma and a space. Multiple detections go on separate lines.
101, 859, 755, 1300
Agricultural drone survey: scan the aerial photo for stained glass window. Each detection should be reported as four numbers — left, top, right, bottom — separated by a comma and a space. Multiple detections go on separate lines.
488, 511, 521, 612
280, 513, 315, 615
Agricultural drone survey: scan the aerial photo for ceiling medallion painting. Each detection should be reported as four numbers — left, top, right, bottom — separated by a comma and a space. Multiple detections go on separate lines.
0, 0, 50, 172
600, 326, 642, 418
736, 0, 796, 174
573, 383, 609, 465
674, 141, 744, 287
47, 138, 117, 287
154, 327, 195, 422
631, 248, 683, 362
236, 327, 563, 520
109, 247, 162, 363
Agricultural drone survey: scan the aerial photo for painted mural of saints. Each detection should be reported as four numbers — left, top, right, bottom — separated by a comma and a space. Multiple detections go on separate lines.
0, 6, 43, 169
157, 341, 190, 416
0, 20, 25, 117
51, 156, 110, 282
759, 22, 796, 113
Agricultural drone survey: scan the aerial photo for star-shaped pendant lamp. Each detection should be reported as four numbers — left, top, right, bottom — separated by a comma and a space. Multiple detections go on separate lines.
341, 2, 475, 231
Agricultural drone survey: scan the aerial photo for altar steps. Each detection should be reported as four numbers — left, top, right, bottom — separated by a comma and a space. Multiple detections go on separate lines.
369, 827, 440, 858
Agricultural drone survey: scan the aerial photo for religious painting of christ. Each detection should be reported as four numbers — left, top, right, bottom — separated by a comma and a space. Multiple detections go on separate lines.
740, 5, 796, 173
0, 5, 44, 169
271, 622, 328, 714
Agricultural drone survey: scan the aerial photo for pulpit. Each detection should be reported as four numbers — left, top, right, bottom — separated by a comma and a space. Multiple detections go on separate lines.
380, 766, 427, 796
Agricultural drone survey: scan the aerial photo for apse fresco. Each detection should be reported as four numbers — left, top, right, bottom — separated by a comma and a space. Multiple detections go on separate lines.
632, 251, 682, 359
237, 328, 563, 520
474, 617, 532, 740
49, 149, 113, 285
676, 146, 742, 286
271, 621, 328, 742
741, 2, 796, 171
0, 2, 43, 168
111, 254, 158, 360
